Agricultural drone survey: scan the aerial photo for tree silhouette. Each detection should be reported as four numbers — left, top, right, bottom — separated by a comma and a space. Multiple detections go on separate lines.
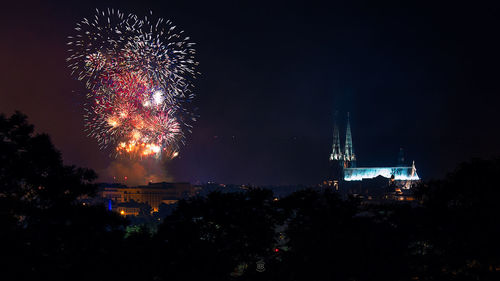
0, 112, 126, 281
2, 112, 500, 281
0, 111, 97, 210
412, 158, 500, 280
154, 188, 279, 280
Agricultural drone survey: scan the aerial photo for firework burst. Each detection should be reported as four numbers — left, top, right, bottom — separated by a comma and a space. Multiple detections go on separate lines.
67, 8, 198, 159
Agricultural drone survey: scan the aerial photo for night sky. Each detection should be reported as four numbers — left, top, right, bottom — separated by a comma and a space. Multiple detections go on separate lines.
1, 0, 499, 185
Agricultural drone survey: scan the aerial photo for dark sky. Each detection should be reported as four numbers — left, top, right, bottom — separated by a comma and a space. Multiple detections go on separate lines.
1, 0, 499, 185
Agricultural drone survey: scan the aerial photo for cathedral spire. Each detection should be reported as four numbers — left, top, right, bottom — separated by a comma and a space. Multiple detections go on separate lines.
344, 112, 356, 167
330, 111, 343, 161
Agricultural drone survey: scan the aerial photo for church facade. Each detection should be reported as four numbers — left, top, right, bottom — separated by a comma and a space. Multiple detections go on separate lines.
329, 113, 420, 190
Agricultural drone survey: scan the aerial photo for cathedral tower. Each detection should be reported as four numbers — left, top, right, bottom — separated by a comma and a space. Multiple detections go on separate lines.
329, 112, 344, 181
330, 111, 343, 161
343, 112, 356, 168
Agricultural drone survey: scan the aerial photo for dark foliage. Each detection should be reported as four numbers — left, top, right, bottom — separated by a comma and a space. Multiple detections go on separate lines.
275, 190, 413, 281
154, 188, 279, 280
0, 112, 127, 281
412, 158, 500, 280
1, 112, 499, 281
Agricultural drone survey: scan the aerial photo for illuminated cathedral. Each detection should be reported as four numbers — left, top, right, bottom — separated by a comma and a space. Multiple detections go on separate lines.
329, 112, 420, 189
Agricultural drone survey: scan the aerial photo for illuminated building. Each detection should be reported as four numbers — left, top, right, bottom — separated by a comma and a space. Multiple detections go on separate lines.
344, 164, 419, 182
99, 182, 197, 214
329, 113, 420, 190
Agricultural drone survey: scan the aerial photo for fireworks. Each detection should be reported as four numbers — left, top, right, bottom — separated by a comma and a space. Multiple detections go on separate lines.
67, 9, 197, 158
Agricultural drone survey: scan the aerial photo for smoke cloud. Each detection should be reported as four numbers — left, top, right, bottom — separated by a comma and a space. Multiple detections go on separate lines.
104, 158, 173, 186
